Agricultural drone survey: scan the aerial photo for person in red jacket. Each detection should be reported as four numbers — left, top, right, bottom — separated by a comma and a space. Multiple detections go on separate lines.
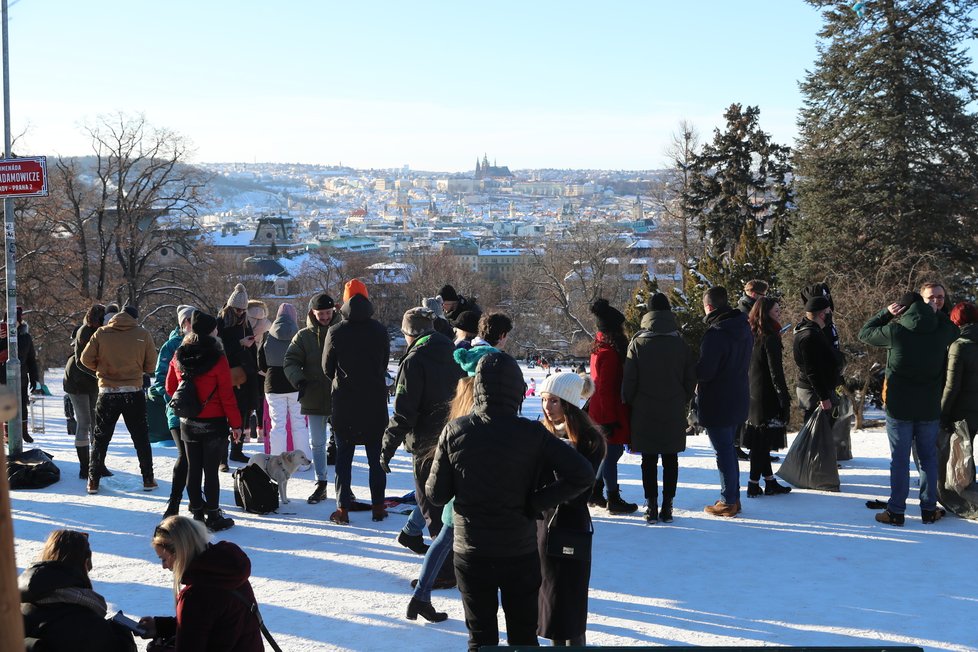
139, 516, 263, 651
588, 299, 638, 514
165, 311, 242, 532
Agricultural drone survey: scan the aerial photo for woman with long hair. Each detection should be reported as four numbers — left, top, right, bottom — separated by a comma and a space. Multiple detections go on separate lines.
137, 516, 262, 651
746, 297, 792, 497
20, 529, 136, 651
65, 304, 106, 479
941, 302, 978, 495
537, 372, 606, 647
587, 298, 637, 513
165, 311, 242, 532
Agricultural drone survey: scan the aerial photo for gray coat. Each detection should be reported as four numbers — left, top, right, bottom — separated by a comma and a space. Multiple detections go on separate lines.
622, 310, 696, 455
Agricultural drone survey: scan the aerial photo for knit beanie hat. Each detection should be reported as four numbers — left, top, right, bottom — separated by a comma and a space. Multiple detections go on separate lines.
191, 310, 218, 336
421, 296, 446, 320
439, 284, 460, 302
590, 298, 625, 331
452, 310, 482, 335
343, 279, 369, 302
401, 307, 435, 337
650, 293, 671, 311
123, 305, 139, 319
454, 345, 498, 376
227, 283, 249, 310
540, 372, 595, 407
277, 302, 298, 322
804, 296, 830, 313
177, 304, 196, 326
897, 291, 923, 308
309, 292, 335, 310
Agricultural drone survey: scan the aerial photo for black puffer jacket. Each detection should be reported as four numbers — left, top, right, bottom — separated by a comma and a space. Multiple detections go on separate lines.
427, 351, 594, 558
793, 318, 842, 401
381, 330, 464, 462
322, 294, 391, 442
20, 561, 135, 652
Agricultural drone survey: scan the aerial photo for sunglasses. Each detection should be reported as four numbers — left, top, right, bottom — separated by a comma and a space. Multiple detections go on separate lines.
154, 525, 175, 553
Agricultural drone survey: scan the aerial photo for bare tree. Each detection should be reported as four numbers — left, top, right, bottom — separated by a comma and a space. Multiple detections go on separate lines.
651, 120, 700, 291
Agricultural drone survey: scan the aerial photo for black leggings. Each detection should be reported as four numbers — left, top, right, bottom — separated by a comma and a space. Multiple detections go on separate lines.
641, 453, 678, 503
183, 423, 227, 512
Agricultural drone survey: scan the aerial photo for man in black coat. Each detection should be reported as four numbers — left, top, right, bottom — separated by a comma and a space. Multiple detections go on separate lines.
427, 351, 594, 652
793, 296, 843, 422
439, 284, 481, 323
322, 280, 391, 524
381, 307, 464, 571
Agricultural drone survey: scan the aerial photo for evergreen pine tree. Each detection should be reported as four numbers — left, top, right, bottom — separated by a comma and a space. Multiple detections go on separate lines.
780, 0, 978, 289
684, 104, 793, 294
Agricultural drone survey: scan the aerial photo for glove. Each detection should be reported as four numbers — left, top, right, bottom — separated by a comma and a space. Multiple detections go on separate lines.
296, 380, 307, 401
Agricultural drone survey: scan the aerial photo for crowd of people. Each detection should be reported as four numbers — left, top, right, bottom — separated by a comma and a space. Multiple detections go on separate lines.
14, 273, 978, 648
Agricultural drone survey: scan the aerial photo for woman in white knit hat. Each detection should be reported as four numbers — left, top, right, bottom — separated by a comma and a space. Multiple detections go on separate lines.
537, 371, 605, 648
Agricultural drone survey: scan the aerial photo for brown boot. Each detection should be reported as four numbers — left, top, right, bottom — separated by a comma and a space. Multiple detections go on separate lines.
329, 507, 350, 525
703, 500, 740, 517
372, 504, 388, 522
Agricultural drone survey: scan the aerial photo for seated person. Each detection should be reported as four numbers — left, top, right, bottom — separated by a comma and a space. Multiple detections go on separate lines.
20, 529, 136, 652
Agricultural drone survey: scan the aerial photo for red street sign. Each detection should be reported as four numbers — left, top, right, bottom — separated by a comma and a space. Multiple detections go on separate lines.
0, 157, 47, 198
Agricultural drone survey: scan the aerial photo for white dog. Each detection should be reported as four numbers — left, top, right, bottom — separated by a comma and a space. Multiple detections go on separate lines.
246, 450, 311, 504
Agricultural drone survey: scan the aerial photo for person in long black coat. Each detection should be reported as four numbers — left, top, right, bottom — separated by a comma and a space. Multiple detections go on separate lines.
20, 529, 136, 652
537, 372, 606, 647
746, 297, 792, 497
322, 280, 391, 524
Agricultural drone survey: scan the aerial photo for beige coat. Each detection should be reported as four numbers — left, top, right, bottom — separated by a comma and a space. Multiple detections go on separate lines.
80, 312, 157, 389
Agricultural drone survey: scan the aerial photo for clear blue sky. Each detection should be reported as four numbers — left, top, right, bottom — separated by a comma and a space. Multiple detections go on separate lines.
6, 1, 848, 170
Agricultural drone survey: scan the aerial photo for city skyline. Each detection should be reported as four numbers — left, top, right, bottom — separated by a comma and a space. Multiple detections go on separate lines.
8, 2, 969, 171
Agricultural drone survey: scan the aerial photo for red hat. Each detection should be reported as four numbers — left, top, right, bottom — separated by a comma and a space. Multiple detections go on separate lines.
343, 279, 368, 303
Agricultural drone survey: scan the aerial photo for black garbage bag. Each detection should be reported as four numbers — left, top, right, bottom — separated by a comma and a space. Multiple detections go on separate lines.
937, 419, 978, 520
832, 393, 854, 462
8, 448, 60, 490
777, 408, 840, 492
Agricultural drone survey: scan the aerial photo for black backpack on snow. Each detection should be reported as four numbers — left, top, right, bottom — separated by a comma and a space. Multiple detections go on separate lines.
233, 464, 279, 514
168, 376, 215, 419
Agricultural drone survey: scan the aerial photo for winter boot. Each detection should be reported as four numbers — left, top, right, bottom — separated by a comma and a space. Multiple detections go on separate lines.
143, 476, 158, 491
76, 446, 90, 480
763, 477, 792, 495
307, 481, 330, 504
228, 439, 249, 464
406, 598, 448, 623
86, 475, 99, 495
922, 507, 946, 524
205, 509, 235, 532
644, 504, 658, 524
588, 480, 607, 508
329, 507, 350, 525
396, 531, 430, 555
704, 500, 740, 517
163, 496, 181, 519
372, 504, 388, 522
606, 489, 638, 515
190, 508, 206, 523
874, 510, 904, 526
747, 480, 763, 498
658, 499, 673, 524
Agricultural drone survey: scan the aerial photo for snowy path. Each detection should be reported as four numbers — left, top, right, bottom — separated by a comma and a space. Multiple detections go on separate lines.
10, 366, 978, 651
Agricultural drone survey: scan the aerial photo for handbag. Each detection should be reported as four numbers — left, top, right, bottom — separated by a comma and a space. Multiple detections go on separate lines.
544, 505, 593, 561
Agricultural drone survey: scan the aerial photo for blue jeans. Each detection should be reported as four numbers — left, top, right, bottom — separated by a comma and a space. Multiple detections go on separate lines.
706, 425, 740, 505
885, 417, 939, 514
598, 443, 625, 491
334, 435, 386, 508
403, 506, 427, 537
307, 415, 329, 482
412, 524, 454, 603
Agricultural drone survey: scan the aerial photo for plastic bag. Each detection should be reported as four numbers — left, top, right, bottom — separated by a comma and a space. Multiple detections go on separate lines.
832, 393, 854, 462
777, 408, 840, 492
937, 419, 978, 520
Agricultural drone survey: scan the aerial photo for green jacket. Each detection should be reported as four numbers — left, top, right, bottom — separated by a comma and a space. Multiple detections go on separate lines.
283, 310, 341, 416
941, 323, 978, 433
858, 302, 959, 421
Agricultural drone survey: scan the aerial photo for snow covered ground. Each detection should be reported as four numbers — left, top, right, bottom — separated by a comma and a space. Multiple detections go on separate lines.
10, 365, 978, 651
